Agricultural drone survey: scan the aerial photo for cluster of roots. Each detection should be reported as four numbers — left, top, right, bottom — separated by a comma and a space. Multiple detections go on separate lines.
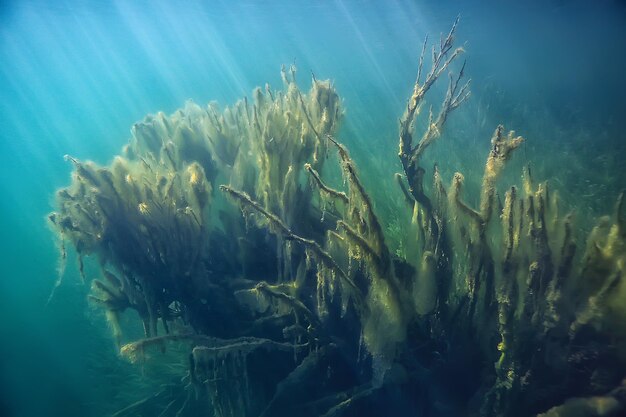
50, 20, 626, 417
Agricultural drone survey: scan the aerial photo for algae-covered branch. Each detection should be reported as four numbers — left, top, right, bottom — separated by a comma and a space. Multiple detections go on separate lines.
49, 20, 626, 417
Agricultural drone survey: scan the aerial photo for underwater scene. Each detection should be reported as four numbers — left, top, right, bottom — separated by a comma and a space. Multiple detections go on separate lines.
1, 0, 626, 416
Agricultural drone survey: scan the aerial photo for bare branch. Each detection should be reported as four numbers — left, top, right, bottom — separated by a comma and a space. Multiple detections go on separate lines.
305, 163, 349, 205
219, 185, 361, 299
397, 18, 469, 226
416, 35, 428, 86
413, 61, 470, 162
120, 333, 307, 364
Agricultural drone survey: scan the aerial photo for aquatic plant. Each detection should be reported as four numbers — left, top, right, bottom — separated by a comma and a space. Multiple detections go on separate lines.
49, 19, 626, 417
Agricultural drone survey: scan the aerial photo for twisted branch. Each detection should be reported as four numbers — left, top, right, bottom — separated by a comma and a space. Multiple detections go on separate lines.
305, 163, 349, 204
219, 185, 362, 300
398, 17, 470, 219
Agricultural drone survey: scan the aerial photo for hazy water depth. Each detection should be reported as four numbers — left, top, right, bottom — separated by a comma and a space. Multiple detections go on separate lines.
1, 1, 625, 416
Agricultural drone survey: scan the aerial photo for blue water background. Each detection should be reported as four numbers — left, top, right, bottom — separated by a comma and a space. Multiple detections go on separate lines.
1, 1, 625, 416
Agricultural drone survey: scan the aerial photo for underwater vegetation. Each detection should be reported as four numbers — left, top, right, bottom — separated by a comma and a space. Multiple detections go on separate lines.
49, 19, 626, 417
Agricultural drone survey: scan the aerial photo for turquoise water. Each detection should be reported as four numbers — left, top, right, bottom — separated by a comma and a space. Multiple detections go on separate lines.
1, 1, 625, 416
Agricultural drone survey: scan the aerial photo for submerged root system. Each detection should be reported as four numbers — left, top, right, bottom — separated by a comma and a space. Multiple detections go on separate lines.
49, 20, 626, 417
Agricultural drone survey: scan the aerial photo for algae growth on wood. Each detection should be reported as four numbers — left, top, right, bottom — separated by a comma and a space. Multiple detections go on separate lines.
49, 20, 626, 417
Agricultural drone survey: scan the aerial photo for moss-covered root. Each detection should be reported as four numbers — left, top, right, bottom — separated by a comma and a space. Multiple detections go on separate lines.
449, 126, 523, 233
572, 191, 626, 345
480, 125, 523, 225
326, 134, 390, 269
537, 379, 626, 417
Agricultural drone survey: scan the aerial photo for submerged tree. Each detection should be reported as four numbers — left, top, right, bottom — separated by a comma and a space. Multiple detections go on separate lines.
49, 19, 626, 417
